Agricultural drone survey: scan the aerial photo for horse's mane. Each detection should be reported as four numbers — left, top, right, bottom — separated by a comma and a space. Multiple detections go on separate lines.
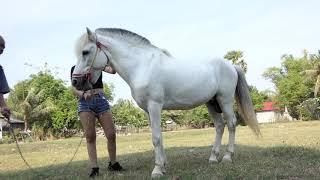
75, 28, 172, 57
96, 28, 152, 46
75, 33, 89, 59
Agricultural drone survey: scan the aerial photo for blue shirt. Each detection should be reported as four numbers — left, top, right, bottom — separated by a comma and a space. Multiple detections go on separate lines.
0, 65, 10, 94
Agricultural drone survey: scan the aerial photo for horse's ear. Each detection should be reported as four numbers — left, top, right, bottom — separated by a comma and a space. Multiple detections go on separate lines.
86, 27, 96, 42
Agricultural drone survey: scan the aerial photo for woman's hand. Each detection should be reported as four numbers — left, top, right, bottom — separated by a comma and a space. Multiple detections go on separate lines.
83, 91, 93, 101
104, 66, 116, 74
1, 106, 11, 119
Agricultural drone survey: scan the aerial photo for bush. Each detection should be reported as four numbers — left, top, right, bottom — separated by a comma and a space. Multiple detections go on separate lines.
297, 98, 320, 120
183, 105, 212, 128
31, 124, 46, 141
0, 133, 14, 144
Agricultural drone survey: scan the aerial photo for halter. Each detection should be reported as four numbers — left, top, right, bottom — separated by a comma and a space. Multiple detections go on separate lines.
72, 34, 110, 81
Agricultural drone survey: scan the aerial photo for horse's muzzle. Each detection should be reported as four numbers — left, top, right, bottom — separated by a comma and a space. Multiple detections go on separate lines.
71, 76, 92, 91
71, 75, 87, 90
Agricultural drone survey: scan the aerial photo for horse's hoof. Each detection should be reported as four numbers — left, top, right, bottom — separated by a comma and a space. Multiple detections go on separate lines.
221, 155, 233, 163
209, 157, 219, 163
152, 165, 164, 178
151, 172, 163, 178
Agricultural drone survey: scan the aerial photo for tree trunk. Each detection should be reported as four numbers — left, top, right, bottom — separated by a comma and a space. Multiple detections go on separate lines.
24, 115, 29, 132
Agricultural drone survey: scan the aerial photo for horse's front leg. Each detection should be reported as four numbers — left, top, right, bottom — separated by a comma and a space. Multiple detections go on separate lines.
147, 101, 166, 177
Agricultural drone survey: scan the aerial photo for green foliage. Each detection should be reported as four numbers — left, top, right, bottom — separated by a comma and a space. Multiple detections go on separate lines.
183, 105, 211, 128
224, 50, 248, 73
29, 72, 66, 100
103, 82, 115, 103
301, 51, 320, 97
297, 98, 320, 120
31, 123, 46, 141
7, 71, 68, 138
161, 110, 185, 125
263, 51, 317, 118
249, 86, 267, 110
52, 88, 79, 134
111, 99, 148, 128
262, 67, 283, 86
7, 72, 63, 132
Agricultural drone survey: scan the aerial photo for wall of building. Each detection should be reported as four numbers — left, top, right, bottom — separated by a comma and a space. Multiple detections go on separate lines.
256, 111, 281, 123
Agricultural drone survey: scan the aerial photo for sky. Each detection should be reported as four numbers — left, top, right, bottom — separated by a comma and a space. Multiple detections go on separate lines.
1, 0, 319, 102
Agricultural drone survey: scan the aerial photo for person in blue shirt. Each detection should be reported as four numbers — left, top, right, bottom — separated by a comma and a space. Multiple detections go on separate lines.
0, 35, 11, 120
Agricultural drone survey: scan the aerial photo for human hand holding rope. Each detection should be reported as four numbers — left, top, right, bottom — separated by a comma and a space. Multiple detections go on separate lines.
1, 106, 11, 119
83, 91, 93, 101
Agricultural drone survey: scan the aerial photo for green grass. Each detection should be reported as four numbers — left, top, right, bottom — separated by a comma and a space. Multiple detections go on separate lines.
0, 121, 320, 179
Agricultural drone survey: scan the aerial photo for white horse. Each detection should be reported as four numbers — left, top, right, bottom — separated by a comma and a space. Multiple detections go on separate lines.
72, 27, 261, 177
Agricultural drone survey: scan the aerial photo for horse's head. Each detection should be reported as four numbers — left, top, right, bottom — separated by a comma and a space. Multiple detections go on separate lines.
72, 28, 111, 91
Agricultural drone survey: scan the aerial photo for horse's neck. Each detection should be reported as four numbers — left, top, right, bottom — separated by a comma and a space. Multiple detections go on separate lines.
110, 45, 159, 87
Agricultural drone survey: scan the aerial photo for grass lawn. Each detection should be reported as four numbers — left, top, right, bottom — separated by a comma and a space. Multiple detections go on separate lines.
0, 121, 320, 179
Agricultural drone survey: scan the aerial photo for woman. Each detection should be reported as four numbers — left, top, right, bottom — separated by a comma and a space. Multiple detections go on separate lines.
71, 65, 123, 178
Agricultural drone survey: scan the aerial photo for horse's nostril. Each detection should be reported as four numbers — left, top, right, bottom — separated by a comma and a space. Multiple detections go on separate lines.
72, 79, 78, 86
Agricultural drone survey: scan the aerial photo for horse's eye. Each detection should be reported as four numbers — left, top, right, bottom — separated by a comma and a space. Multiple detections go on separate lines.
82, 50, 90, 56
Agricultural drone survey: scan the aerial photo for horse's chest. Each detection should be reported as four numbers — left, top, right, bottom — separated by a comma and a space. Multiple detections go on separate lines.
130, 83, 163, 109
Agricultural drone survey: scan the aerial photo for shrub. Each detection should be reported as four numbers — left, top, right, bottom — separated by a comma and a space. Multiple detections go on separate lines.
297, 98, 320, 120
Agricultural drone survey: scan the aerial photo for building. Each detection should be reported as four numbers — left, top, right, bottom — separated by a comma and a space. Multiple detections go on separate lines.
256, 102, 282, 123
0, 117, 25, 140
256, 102, 294, 123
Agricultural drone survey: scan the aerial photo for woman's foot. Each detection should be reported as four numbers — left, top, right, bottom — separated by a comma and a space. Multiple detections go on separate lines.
89, 167, 99, 178
108, 161, 123, 171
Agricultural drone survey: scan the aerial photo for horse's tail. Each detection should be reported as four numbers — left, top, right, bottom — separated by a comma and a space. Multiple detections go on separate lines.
235, 66, 261, 136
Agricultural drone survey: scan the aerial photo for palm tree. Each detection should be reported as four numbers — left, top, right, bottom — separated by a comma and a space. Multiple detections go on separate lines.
303, 63, 320, 97
14, 87, 41, 131
301, 50, 320, 97
8, 85, 55, 131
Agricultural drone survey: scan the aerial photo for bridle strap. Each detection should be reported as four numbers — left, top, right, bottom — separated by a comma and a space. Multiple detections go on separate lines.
72, 34, 110, 80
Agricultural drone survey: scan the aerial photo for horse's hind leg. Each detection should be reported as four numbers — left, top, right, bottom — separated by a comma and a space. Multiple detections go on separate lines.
219, 97, 237, 162
206, 100, 225, 163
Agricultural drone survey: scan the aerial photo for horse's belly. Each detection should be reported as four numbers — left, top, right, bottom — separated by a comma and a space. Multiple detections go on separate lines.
162, 87, 217, 110
163, 101, 205, 110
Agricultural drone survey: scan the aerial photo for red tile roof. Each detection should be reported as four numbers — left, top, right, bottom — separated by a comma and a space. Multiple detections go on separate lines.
260, 102, 280, 111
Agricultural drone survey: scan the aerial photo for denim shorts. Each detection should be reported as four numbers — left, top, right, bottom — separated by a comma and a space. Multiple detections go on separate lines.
78, 92, 110, 116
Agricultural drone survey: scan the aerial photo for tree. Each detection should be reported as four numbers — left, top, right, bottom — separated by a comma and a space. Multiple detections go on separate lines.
8, 71, 66, 135
301, 50, 320, 97
183, 105, 211, 128
52, 87, 79, 135
249, 86, 267, 110
111, 99, 147, 129
224, 50, 248, 73
103, 82, 115, 103
263, 51, 315, 118
7, 80, 31, 131
297, 98, 320, 120
161, 110, 185, 125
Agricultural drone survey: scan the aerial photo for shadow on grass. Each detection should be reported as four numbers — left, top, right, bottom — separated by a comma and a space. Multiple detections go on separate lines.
1, 145, 320, 180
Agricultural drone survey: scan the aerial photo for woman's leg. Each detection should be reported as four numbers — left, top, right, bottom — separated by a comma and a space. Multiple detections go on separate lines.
80, 111, 98, 168
98, 111, 117, 163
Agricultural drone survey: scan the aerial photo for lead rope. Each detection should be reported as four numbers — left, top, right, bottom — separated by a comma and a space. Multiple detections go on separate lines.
4, 117, 84, 178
